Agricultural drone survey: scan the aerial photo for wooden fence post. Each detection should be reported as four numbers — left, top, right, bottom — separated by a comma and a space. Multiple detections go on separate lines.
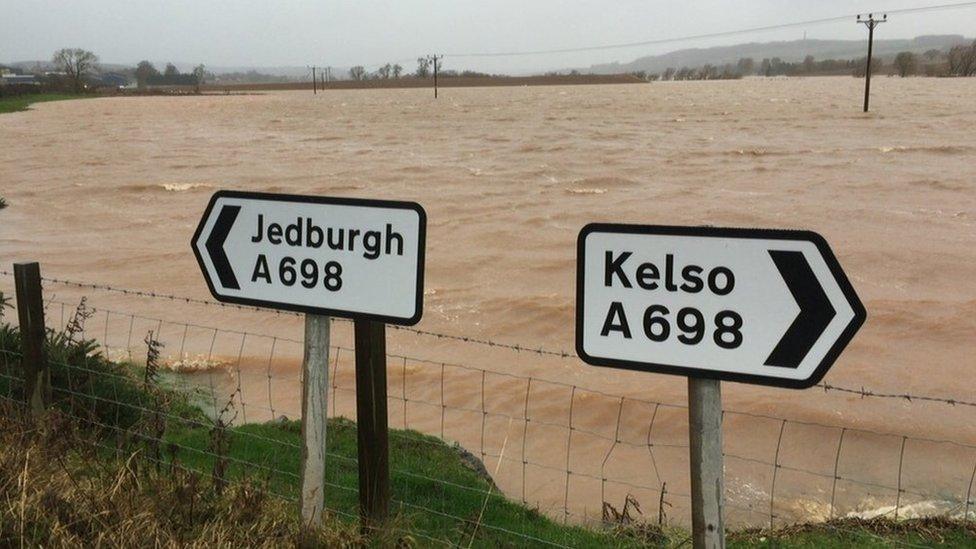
300, 314, 331, 528
354, 319, 390, 531
14, 262, 48, 419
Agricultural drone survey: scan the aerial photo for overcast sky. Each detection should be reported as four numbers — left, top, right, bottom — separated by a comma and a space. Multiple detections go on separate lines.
3, 0, 974, 73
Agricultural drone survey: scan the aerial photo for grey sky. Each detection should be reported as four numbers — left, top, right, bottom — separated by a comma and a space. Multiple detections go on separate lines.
3, 0, 974, 73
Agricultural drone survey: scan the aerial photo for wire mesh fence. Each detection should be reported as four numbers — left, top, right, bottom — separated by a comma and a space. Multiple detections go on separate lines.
0, 272, 974, 545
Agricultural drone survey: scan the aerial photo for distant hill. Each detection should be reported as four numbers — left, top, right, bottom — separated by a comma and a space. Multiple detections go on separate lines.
587, 35, 972, 74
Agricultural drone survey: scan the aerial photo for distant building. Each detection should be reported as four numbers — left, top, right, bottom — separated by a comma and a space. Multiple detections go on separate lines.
94, 72, 130, 88
0, 74, 40, 86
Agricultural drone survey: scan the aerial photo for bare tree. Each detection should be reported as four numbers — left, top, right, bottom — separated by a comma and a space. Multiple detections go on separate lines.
415, 57, 431, 78
377, 63, 392, 79
134, 60, 158, 89
893, 52, 916, 77
736, 57, 755, 76
193, 64, 206, 92
802, 55, 816, 73
923, 49, 942, 62
164, 63, 180, 77
349, 65, 366, 80
947, 40, 976, 76
392, 64, 403, 78
52, 48, 99, 93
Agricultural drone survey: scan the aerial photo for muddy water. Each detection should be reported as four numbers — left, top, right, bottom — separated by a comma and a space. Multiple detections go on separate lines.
1, 77, 974, 525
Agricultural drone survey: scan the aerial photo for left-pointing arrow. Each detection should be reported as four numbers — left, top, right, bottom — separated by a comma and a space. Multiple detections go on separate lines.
206, 205, 241, 290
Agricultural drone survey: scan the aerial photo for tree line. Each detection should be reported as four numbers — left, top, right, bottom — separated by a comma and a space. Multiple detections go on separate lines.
345, 57, 495, 81
633, 40, 976, 81
134, 61, 209, 89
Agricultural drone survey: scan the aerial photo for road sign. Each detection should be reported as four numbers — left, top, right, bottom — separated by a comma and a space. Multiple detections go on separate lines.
576, 224, 865, 388
192, 190, 426, 325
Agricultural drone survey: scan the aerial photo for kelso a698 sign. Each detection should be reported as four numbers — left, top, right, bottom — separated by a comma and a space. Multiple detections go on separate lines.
192, 190, 426, 325
576, 224, 865, 388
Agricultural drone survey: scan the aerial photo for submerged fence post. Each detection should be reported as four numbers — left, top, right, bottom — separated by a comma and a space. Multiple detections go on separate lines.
14, 262, 48, 419
300, 314, 331, 528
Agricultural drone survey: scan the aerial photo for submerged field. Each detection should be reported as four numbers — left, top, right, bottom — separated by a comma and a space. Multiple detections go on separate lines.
0, 77, 974, 527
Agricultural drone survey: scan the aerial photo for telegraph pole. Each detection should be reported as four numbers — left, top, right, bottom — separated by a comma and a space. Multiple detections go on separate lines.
429, 55, 443, 98
310, 66, 317, 95
857, 13, 886, 112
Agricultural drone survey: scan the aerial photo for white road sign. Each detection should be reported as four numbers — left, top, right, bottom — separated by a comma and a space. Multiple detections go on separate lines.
576, 224, 865, 388
192, 191, 426, 325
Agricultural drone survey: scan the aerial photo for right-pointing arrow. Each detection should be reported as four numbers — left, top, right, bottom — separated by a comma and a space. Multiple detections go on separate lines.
765, 250, 836, 369
206, 205, 241, 290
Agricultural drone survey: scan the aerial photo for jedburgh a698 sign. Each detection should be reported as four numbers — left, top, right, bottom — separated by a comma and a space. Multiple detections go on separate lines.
575, 224, 865, 388
192, 190, 426, 325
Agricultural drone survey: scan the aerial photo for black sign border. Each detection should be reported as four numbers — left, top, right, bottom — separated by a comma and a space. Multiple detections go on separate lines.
192, 190, 426, 326
575, 223, 866, 389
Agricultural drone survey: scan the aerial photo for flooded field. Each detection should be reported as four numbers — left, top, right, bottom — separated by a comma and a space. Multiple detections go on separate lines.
1, 77, 974, 525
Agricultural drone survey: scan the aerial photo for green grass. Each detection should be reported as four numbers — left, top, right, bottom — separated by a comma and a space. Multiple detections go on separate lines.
0, 93, 89, 114
164, 418, 652, 547
729, 517, 976, 547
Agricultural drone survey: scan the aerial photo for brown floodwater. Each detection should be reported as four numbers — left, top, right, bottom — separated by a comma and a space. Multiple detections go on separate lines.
1, 77, 974, 525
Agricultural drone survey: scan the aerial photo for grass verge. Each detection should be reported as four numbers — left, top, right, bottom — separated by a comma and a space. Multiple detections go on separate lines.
0, 93, 90, 115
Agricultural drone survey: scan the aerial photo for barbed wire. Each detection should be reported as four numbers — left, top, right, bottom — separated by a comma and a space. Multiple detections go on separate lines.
5, 271, 974, 411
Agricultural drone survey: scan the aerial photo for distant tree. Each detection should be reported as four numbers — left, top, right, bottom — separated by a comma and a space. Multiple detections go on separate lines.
923, 49, 942, 61
415, 57, 431, 78
377, 63, 392, 79
192, 64, 206, 92
853, 56, 884, 77
662, 67, 676, 80
947, 40, 976, 76
164, 63, 180, 77
52, 48, 99, 93
736, 57, 754, 75
349, 65, 366, 80
893, 52, 917, 77
134, 60, 159, 89
760, 58, 771, 76
802, 55, 815, 73
392, 64, 403, 78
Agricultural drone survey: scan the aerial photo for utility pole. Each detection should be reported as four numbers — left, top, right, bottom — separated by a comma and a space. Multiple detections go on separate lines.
429, 55, 443, 98
311, 66, 317, 95
857, 13, 886, 112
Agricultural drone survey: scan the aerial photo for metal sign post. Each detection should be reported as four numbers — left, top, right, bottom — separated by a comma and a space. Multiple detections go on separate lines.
193, 190, 426, 532
688, 377, 724, 548
575, 224, 865, 547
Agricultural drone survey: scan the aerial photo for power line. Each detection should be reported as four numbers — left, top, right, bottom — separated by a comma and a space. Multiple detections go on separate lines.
444, 1, 976, 58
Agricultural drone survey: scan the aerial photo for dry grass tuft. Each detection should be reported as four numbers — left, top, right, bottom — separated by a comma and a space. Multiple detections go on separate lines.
0, 405, 363, 547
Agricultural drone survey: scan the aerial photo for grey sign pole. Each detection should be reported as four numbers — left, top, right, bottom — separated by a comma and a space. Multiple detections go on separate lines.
688, 377, 725, 548
300, 314, 331, 528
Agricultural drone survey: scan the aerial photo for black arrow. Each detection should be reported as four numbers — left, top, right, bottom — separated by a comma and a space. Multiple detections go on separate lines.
764, 250, 835, 369
206, 205, 241, 290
